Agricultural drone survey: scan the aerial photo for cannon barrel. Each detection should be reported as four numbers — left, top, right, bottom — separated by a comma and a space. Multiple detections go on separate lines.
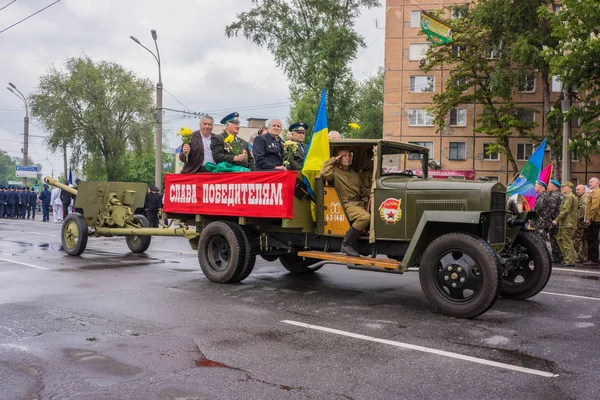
43, 176, 78, 196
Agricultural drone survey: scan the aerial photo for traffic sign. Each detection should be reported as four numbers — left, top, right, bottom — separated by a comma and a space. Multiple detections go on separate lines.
16, 165, 38, 178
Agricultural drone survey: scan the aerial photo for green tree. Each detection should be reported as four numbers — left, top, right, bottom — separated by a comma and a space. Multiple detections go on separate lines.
351, 68, 384, 139
30, 56, 155, 181
225, 0, 379, 133
542, 0, 600, 157
120, 150, 175, 185
0, 150, 16, 185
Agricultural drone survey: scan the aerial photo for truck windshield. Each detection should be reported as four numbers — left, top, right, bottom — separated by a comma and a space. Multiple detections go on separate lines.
380, 146, 428, 178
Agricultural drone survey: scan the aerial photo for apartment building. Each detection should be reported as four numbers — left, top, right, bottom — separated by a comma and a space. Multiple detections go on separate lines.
383, 0, 600, 185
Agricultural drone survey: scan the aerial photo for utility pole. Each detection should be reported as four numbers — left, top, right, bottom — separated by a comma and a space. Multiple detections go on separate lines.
561, 87, 571, 182
7, 83, 29, 186
63, 142, 68, 182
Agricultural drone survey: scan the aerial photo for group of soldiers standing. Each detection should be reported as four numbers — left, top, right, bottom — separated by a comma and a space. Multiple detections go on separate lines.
0, 185, 38, 219
533, 177, 600, 267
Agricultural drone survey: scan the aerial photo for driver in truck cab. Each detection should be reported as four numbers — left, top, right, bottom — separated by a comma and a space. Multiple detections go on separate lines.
318, 147, 371, 257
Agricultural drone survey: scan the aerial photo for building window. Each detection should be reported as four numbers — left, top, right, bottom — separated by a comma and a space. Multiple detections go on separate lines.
408, 109, 434, 126
451, 6, 468, 19
410, 76, 434, 93
517, 143, 533, 161
485, 45, 501, 59
570, 117, 581, 128
451, 45, 465, 57
409, 43, 430, 61
483, 143, 500, 160
552, 76, 562, 93
449, 142, 466, 160
450, 109, 467, 127
410, 10, 422, 28
517, 110, 535, 123
571, 150, 580, 161
520, 74, 536, 93
409, 142, 434, 160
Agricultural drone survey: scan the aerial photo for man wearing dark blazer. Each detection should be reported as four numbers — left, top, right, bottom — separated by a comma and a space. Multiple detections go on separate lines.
211, 112, 255, 170
253, 119, 286, 171
179, 116, 215, 173
287, 122, 308, 171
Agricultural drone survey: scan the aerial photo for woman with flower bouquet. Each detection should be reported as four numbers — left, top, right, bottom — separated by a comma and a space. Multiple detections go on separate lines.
211, 112, 255, 170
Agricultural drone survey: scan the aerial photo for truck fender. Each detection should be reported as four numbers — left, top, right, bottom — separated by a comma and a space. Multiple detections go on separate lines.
402, 211, 484, 269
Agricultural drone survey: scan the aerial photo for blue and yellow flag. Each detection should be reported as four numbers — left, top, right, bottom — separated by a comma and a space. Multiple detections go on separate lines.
302, 89, 330, 197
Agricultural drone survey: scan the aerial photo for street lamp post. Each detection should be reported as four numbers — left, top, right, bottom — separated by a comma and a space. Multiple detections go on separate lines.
130, 30, 163, 191
7, 82, 29, 186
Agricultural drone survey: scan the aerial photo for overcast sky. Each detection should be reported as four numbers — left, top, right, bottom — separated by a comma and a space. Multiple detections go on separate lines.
0, 0, 384, 180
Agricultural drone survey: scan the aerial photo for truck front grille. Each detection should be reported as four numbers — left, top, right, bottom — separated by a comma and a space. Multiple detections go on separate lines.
488, 211, 505, 244
491, 191, 506, 211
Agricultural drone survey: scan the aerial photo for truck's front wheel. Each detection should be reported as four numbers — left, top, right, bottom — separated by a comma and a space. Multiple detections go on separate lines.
198, 221, 245, 283
419, 233, 501, 318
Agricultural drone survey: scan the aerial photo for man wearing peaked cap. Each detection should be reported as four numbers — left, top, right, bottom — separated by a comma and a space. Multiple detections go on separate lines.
553, 181, 577, 266
211, 112, 255, 170
547, 178, 565, 262
288, 122, 309, 171
39, 184, 52, 222
0, 185, 6, 219
533, 180, 550, 244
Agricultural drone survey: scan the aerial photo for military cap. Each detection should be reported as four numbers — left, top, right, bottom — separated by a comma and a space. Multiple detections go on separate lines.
220, 112, 240, 125
535, 180, 547, 188
149, 184, 159, 192
43, 184, 49, 189
550, 179, 561, 188
289, 122, 309, 132
562, 181, 574, 189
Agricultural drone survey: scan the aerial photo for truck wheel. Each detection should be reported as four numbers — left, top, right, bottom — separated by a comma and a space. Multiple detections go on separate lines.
198, 221, 246, 283
62, 213, 88, 256
500, 231, 552, 300
126, 215, 152, 253
260, 254, 279, 262
223, 222, 256, 283
419, 233, 501, 319
279, 253, 322, 275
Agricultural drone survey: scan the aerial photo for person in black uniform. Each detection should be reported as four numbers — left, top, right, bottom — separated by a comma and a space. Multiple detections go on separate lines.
39, 184, 51, 222
60, 180, 72, 220
0, 186, 6, 218
27, 187, 37, 219
144, 185, 162, 228
252, 119, 286, 171
211, 112, 255, 170
19, 187, 27, 218
6, 186, 18, 218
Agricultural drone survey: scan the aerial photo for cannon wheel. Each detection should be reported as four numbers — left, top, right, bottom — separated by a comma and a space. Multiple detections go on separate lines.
500, 231, 552, 300
198, 221, 246, 283
126, 215, 152, 253
62, 213, 89, 256
419, 233, 501, 319
279, 253, 322, 275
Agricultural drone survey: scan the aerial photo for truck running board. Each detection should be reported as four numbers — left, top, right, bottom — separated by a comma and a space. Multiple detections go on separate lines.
297, 251, 402, 271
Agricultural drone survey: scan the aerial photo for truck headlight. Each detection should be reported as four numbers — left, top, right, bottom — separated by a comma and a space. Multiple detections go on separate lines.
507, 194, 524, 214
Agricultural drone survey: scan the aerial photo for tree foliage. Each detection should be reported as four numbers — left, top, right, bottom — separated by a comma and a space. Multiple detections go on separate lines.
226, 0, 379, 132
542, 0, 600, 157
423, 0, 557, 173
0, 150, 16, 185
351, 67, 383, 139
30, 56, 155, 181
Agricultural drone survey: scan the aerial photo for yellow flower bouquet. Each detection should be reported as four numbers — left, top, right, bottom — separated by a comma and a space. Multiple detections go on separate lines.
178, 127, 193, 163
283, 140, 298, 169
224, 134, 241, 155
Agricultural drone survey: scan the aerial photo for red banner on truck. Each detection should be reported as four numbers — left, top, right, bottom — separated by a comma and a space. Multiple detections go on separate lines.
163, 171, 297, 218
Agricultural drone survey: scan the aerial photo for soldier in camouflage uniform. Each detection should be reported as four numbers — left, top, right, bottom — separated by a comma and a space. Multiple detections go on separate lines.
553, 181, 578, 266
574, 184, 589, 263
547, 179, 564, 263
533, 180, 550, 245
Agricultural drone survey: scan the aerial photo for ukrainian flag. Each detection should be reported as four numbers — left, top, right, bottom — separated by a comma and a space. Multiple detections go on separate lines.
302, 89, 330, 197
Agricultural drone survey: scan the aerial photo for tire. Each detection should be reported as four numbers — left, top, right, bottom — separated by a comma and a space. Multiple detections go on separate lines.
260, 254, 279, 262
126, 215, 152, 253
419, 233, 501, 319
500, 231, 552, 300
198, 221, 245, 283
62, 213, 88, 256
279, 253, 322, 275
224, 222, 256, 283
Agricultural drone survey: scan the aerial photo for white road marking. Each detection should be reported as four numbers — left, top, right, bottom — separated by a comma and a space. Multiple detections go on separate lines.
540, 292, 600, 301
553, 267, 600, 275
281, 320, 558, 378
24, 232, 58, 237
0, 257, 48, 270
155, 248, 196, 255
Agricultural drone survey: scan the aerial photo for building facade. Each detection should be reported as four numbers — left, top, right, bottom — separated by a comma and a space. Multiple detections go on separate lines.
383, 0, 600, 185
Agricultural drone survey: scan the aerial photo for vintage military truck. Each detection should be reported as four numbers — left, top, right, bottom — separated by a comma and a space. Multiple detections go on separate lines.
46, 139, 551, 319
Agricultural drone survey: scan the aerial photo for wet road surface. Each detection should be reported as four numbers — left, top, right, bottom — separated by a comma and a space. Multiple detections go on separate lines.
0, 218, 599, 399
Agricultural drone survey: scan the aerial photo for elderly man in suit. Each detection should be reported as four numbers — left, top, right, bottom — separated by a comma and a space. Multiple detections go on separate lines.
180, 115, 216, 173
211, 112, 255, 170
253, 119, 286, 171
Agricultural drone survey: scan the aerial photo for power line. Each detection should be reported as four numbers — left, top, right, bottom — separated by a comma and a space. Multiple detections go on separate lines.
163, 87, 190, 111
0, 0, 16, 12
0, 0, 61, 35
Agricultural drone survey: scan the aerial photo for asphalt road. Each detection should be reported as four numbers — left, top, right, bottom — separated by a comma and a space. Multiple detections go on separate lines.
0, 217, 599, 400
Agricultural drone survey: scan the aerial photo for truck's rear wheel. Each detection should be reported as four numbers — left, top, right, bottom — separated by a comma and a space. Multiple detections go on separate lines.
419, 233, 501, 318
500, 231, 552, 299
198, 221, 245, 283
62, 213, 88, 256
279, 253, 322, 275
223, 222, 256, 283
126, 215, 152, 253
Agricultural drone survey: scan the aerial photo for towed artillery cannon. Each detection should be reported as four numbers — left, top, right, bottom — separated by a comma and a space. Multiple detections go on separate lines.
44, 177, 199, 256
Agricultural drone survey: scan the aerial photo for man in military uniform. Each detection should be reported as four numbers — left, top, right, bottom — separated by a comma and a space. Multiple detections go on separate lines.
533, 180, 550, 244
39, 184, 51, 222
144, 185, 163, 228
6, 186, 18, 218
287, 122, 308, 171
574, 184, 589, 263
319, 148, 371, 257
18, 187, 27, 218
0, 186, 6, 218
584, 177, 600, 265
547, 179, 564, 262
211, 112, 255, 170
27, 187, 38, 219
553, 181, 578, 266
253, 119, 285, 170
